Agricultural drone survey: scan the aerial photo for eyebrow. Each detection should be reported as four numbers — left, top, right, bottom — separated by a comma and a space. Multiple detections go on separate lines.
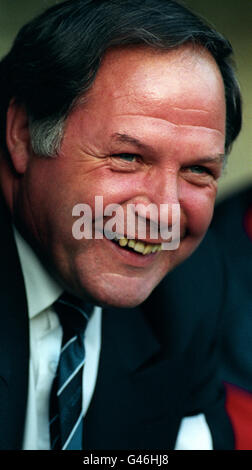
111, 132, 225, 164
111, 133, 152, 152
195, 155, 226, 165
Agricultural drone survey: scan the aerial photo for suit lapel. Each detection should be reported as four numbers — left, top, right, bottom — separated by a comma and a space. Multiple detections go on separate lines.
83, 298, 190, 449
102, 305, 161, 372
0, 197, 29, 449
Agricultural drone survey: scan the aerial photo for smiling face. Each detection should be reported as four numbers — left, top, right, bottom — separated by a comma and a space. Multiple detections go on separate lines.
10, 44, 226, 307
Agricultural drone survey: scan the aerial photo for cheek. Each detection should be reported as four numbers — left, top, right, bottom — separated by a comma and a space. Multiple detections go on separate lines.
83, 169, 141, 206
181, 186, 216, 237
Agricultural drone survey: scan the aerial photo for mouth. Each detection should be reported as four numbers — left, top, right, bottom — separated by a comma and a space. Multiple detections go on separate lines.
113, 236, 162, 255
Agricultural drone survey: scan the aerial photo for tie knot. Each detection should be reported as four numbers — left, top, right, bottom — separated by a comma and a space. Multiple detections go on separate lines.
54, 292, 93, 334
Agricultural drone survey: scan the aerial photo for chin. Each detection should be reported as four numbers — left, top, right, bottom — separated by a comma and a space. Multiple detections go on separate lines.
76, 272, 159, 309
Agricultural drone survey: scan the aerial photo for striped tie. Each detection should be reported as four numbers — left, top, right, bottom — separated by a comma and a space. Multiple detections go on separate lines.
49, 292, 93, 450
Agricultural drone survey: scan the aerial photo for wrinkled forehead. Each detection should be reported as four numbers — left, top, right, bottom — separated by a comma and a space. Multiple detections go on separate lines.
81, 44, 226, 135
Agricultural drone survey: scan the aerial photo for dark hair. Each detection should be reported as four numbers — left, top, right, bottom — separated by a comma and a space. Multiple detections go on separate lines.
0, 0, 242, 156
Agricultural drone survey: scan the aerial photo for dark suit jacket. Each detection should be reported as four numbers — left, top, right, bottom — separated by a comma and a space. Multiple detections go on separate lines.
211, 186, 252, 449
211, 185, 252, 393
0, 197, 234, 450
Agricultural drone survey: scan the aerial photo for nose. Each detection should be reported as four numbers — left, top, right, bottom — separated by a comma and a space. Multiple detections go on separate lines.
145, 166, 181, 230
149, 166, 179, 201
128, 166, 182, 243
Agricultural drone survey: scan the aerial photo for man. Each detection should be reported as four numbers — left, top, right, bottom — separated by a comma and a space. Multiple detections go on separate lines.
0, 0, 241, 450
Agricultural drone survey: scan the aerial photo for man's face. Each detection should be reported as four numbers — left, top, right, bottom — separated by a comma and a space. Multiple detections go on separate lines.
15, 45, 226, 307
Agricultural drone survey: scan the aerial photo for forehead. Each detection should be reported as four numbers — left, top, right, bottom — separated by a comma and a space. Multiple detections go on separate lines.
84, 44, 226, 134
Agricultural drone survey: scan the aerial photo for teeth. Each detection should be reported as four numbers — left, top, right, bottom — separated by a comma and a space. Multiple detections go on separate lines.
128, 240, 136, 249
134, 242, 145, 254
115, 237, 162, 255
143, 244, 153, 255
119, 238, 128, 247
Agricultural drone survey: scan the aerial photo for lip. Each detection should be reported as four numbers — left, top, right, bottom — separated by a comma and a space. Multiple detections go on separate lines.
104, 236, 161, 268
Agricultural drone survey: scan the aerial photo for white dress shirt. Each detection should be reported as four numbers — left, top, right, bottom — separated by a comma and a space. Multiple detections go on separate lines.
14, 228, 212, 450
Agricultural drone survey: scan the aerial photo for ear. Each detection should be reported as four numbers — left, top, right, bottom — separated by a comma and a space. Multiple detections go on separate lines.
6, 99, 32, 174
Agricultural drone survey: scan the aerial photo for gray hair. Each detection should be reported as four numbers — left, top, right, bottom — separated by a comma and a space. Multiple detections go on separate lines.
28, 114, 66, 157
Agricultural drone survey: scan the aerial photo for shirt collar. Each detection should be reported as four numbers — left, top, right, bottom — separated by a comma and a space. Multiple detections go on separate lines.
14, 227, 63, 319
